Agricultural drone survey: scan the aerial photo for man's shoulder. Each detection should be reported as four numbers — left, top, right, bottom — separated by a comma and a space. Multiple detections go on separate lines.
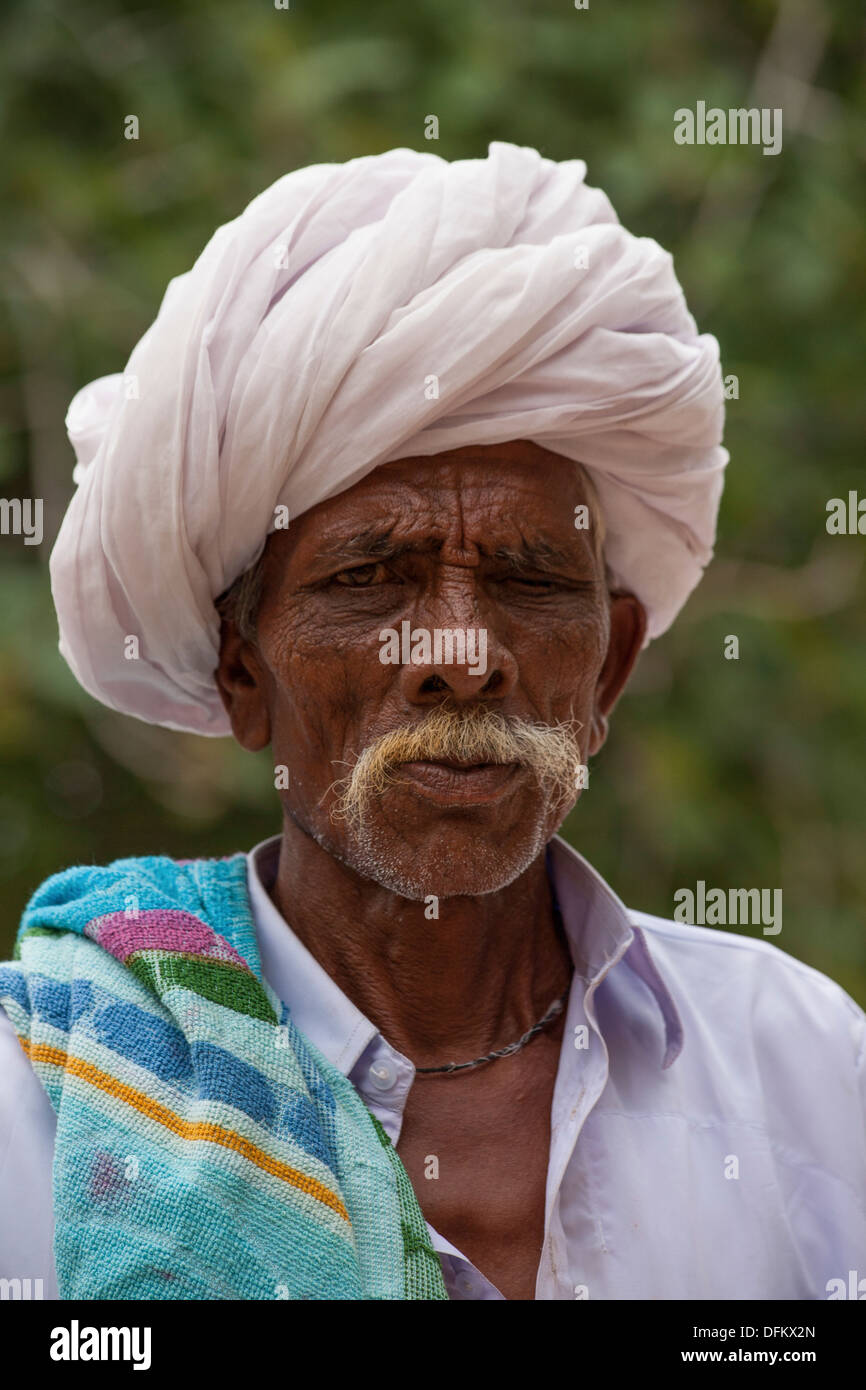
13, 851, 249, 941
628, 908, 866, 1047
23, 850, 247, 905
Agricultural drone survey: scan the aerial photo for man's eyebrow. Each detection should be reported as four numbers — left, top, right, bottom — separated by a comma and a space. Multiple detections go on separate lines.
317, 527, 415, 562
490, 538, 579, 573
317, 529, 585, 572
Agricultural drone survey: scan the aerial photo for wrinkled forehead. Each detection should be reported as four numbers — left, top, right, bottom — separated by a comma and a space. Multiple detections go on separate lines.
288, 441, 604, 553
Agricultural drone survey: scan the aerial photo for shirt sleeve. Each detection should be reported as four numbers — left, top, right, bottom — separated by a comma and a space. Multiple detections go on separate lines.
0, 1004, 59, 1297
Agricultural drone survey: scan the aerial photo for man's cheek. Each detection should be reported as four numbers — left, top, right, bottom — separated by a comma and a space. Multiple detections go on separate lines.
270, 642, 355, 720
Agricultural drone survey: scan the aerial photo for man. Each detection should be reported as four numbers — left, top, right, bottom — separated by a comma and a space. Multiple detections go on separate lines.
1, 144, 863, 1301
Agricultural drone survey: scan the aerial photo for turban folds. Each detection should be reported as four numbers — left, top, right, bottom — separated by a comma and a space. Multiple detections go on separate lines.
52, 141, 728, 735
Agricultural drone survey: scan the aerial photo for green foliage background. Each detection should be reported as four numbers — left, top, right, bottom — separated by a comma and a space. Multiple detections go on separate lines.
1, 0, 864, 1002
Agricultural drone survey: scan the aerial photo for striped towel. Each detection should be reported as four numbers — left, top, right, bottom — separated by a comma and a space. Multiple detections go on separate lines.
0, 853, 448, 1300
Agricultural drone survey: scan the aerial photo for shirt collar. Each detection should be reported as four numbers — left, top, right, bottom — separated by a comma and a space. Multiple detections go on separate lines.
545, 834, 683, 1069
246, 832, 683, 1075
247, 835, 378, 1074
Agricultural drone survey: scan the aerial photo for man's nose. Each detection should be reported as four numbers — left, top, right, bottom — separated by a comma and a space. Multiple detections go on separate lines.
397, 578, 518, 705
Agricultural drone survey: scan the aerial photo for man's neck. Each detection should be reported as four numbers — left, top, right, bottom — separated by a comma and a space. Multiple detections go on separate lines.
268, 817, 574, 1069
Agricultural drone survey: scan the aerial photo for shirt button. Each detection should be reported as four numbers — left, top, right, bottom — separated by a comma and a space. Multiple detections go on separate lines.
457, 1274, 475, 1297
368, 1060, 396, 1091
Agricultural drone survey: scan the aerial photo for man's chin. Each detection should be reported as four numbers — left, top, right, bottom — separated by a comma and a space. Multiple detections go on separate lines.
335, 816, 556, 901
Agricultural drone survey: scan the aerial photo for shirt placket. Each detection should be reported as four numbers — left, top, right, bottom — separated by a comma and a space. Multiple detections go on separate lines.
536, 936, 631, 1300
350, 1035, 508, 1298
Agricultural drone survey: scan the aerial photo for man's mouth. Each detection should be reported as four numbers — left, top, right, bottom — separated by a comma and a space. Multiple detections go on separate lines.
398, 758, 520, 805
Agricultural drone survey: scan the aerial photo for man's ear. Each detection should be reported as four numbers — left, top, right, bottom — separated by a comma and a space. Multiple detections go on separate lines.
214, 620, 273, 752
586, 592, 647, 757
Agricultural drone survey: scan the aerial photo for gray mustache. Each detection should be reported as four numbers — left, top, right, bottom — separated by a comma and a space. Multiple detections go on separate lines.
329, 703, 584, 829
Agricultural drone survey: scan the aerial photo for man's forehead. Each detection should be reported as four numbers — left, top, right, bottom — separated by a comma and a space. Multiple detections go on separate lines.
297, 445, 591, 545
363, 443, 580, 498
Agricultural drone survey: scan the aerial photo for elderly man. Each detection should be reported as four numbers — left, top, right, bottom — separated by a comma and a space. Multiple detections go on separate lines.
0, 144, 864, 1302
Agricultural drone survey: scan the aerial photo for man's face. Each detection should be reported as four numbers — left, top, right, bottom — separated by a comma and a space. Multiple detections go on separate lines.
216, 441, 645, 899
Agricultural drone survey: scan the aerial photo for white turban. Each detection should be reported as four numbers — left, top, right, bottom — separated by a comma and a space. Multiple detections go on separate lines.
52, 141, 727, 736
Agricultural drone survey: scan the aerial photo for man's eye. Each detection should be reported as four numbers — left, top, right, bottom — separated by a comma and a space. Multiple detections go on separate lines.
503, 576, 558, 590
332, 563, 391, 587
